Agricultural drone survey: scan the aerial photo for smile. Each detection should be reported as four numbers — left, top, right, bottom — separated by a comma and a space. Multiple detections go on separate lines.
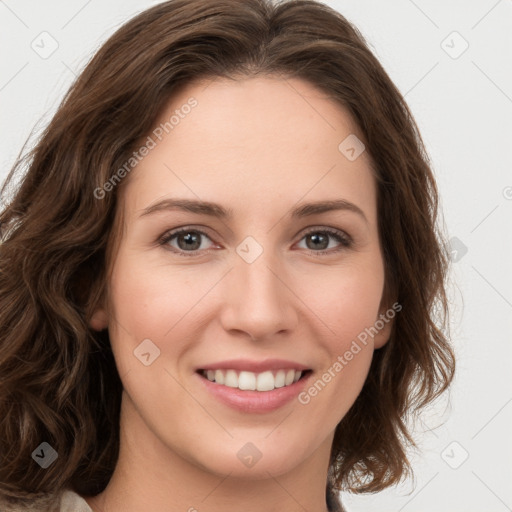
198, 368, 309, 392
196, 366, 313, 413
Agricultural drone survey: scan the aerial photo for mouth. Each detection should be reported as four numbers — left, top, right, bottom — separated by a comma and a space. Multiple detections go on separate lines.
194, 358, 313, 413
196, 368, 313, 392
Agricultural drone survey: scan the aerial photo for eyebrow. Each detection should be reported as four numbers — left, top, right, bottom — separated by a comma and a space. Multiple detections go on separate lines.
139, 198, 368, 224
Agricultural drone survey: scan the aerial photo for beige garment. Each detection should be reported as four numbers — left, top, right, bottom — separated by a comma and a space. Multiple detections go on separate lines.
59, 490, 93, 512
0, 490, 92, 512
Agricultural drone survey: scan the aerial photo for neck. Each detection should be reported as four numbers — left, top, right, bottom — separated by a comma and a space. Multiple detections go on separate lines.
84, 391, 334, 512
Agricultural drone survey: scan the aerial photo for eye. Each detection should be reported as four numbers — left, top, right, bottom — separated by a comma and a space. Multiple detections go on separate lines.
159, 227, 216, 257
296, 227, 353, 256
159, 226, 353, 257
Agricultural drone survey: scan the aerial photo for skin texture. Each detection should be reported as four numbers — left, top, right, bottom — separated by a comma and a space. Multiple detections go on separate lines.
86, 76, 393, 512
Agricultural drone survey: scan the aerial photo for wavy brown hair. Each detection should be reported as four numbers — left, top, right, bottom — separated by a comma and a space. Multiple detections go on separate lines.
0, 0, 455, 509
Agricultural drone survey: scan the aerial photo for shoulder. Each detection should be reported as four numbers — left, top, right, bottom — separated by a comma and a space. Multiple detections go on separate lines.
0, 489, 92, 512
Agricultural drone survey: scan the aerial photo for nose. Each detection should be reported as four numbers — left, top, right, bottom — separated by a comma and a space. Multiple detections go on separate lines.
219, 249, 298, 342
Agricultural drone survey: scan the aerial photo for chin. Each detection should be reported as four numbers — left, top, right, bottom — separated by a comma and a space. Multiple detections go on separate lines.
182, 434, 319, 479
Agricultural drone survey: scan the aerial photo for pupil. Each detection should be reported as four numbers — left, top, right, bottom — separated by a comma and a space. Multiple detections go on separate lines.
308, 233, 327, 250
180, 232, 200, 250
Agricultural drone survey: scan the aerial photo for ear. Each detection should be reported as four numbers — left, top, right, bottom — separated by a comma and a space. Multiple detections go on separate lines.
89, 307, 109, 331
372, 298, 400, 349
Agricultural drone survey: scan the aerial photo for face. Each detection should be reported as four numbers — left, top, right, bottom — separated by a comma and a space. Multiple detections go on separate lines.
92, 76, 393, 479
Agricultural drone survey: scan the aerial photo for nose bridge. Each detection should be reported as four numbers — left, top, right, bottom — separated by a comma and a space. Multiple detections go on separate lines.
239, 249, 282, 304
219, 237, 297, 340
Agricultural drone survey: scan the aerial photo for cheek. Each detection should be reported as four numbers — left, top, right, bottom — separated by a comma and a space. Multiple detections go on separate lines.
297, 278, 379, 423
301, 260, 384, 344
105, 256, 203, 421
108, 254, 200, 341
295, 263, 383, 405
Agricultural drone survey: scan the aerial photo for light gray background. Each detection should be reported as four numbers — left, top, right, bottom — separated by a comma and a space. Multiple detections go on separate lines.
1, 1, 511, 511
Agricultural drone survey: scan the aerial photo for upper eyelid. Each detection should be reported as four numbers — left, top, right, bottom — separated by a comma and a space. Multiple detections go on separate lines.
163, 224, 349, 236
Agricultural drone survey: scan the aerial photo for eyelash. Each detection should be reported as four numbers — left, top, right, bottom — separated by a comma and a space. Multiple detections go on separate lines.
158, 226, 353, 258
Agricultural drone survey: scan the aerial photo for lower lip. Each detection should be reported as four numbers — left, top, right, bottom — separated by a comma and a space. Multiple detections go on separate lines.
196, 371, 312, 413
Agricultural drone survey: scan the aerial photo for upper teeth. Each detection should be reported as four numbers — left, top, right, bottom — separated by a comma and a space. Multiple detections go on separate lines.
202, 369, 303, 391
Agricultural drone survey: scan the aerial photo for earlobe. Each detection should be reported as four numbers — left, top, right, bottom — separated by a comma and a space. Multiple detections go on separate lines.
373, 278, 399, 348
372, 303, 397, 349
89, 308, 109, 331
373, 314, 393, 349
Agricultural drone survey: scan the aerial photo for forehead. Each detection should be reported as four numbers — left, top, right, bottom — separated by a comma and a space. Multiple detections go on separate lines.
123, 75, 377, 226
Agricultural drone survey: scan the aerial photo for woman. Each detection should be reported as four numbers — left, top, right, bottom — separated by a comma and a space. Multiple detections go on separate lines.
0, 1, 455, 511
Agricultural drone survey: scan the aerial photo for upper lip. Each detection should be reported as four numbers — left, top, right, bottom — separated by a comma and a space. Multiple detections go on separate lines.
196, 358, 310, 373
